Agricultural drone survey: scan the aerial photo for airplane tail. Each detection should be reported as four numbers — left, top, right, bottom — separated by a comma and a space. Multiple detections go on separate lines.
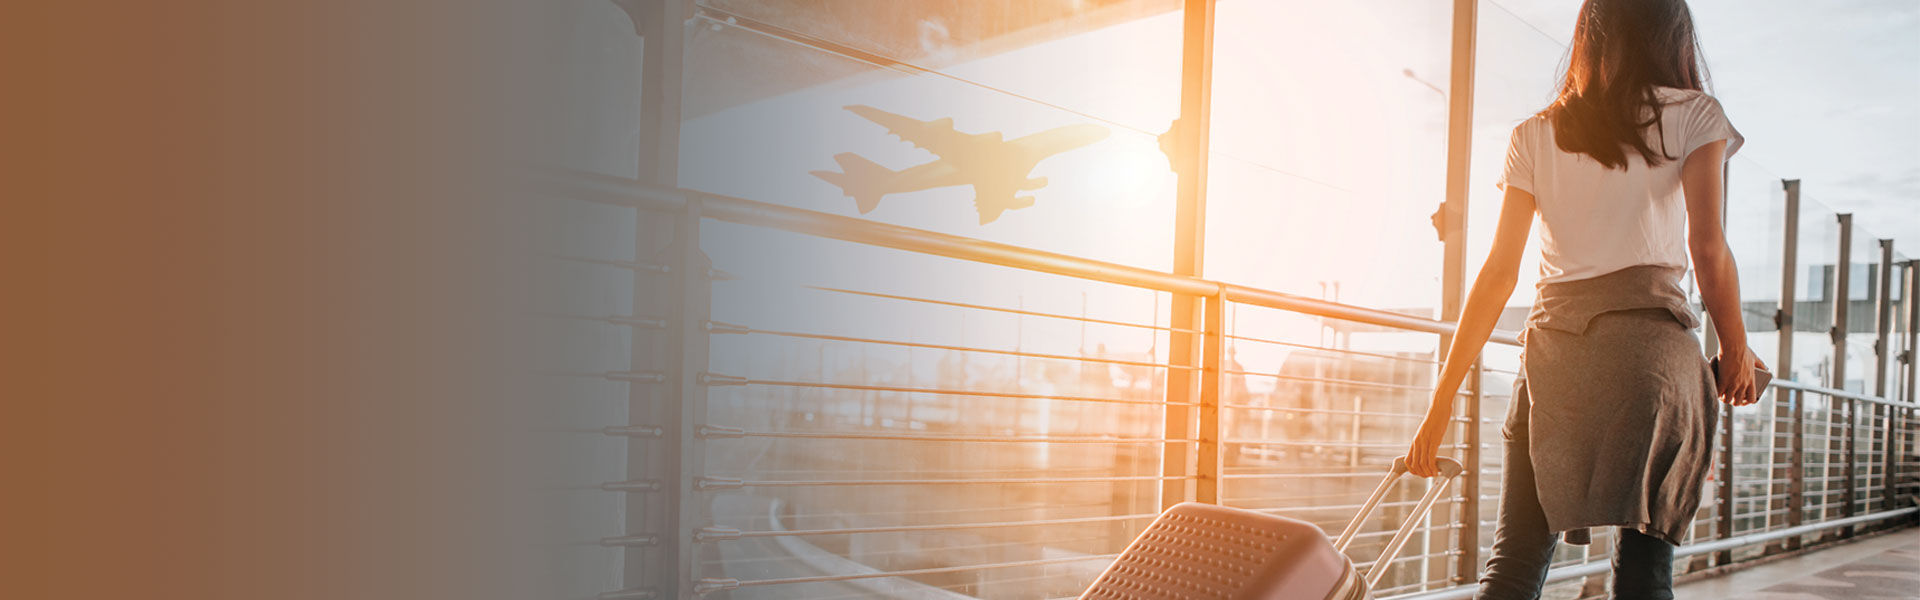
809, 153, 892, 214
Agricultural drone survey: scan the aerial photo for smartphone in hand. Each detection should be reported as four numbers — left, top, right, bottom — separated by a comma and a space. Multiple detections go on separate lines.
1709, 356, 1773, 398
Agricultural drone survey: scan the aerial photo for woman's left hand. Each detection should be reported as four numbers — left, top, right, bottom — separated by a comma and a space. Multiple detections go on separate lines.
1406, 407, 1451, 478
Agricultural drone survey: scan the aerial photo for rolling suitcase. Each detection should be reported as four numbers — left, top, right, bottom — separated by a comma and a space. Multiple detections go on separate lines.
1078, 456, 1465, 600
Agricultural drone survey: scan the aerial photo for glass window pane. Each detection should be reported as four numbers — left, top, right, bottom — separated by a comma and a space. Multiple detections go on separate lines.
1215, 301, 1463, 594
681, 2, 1185, 271
1204, 1, 1454, 313
1792, 199, 1841, 387
679, 5, 1188, 596
543, 0, 645, 177
701, 227, 1176, 596
1846, 222, 1884, 395
1724, 160, 1787, 333
1466, 1, 1578, 310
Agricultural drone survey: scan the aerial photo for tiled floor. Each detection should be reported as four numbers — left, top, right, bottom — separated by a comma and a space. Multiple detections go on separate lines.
1674, 527, 1920, 599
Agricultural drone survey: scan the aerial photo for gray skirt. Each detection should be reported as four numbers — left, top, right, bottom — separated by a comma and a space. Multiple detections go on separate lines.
1515, 267, 1718, 546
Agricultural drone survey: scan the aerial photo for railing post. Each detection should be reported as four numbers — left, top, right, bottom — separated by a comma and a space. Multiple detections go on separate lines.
1833, 213, 1855, 538
1163, 304, 1203, 509
1904, 261, 1918, 404
1874, 240, 1895, 518
616, 207, 704, 599
1874, 241, 1894, 397
1161, 0, 1215, 511
1196, 293, 1225, 505
1457, 359, 1483, 584
1901, 260, 1920, 509
667, 201, 712, 599
1767, 180, 1801, 555
1715, 388, 1736, 565
1788, 387, 1806, 551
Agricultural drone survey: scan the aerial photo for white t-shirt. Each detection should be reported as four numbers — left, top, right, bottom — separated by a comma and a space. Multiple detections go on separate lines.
1498, 87, 1743, 285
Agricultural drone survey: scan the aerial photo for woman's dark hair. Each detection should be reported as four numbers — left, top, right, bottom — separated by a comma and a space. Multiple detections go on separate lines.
1543, 0, 1710, 169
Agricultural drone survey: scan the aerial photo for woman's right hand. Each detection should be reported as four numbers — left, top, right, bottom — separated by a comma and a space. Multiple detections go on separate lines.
1714, 346, 1764, 407
1405, 404, 1452, 478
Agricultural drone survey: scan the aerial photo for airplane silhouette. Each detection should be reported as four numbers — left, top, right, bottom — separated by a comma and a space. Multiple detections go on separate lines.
811, 105, 1110, 224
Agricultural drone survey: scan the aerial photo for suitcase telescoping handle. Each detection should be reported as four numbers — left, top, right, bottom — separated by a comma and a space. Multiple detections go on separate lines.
1333, 455, 1464, 589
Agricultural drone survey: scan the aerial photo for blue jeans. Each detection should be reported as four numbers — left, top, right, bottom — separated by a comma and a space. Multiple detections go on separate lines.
1475, 379, 1676, 600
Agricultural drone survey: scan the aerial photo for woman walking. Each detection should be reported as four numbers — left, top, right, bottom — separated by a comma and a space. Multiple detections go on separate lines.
1404, 1, 1765, 598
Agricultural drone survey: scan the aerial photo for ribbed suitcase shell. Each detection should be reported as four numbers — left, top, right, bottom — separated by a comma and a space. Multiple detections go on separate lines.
1078, 503, 1364, 600
1079, 457, 1459, 600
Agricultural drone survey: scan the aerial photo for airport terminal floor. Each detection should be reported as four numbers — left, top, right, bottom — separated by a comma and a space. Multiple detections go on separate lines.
1672, 528, 1919, 600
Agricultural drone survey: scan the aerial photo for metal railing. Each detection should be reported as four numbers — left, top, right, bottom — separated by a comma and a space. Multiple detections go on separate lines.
537, 171, 1920, 599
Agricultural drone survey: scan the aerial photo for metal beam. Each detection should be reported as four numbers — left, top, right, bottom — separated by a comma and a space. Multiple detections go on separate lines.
1161, 0, 1216, 509
1771, 179, 1802, 554
1441, 0, 1481, 582
1777, 181, 1800, 380
1832, 213, 1855, 538
1833, 213, 1853, 392
1904, 261, 1920, 510
1876, 240, 1896, 399
628, 1, 690, 596
1438, 0, 1478, 328
1898, 260, 1919, 512
1908, 260, 1920, 404
1875, 240, 1895, 516
635, 0, 685, 186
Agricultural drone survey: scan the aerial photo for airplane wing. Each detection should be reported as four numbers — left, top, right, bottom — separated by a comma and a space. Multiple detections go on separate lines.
844, 105, 973, 157
1008, 123, 1110, 167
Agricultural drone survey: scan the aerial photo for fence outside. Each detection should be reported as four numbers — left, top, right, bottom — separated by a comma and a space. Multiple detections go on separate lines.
537, 171, 1920, 600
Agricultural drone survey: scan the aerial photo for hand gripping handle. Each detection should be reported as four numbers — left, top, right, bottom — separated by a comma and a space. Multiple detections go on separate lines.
1332, 455, 1463, 590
